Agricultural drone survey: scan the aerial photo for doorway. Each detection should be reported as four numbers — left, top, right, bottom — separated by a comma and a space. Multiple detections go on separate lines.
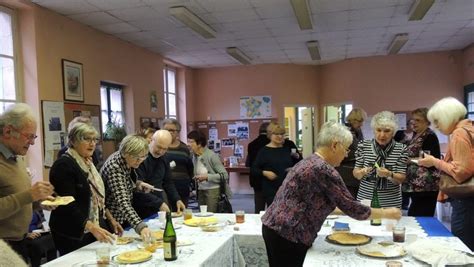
283, 106, 315, 158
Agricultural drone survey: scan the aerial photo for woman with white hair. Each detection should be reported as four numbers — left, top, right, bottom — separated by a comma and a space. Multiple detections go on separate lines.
353, 111, 409, 208
262, 122, 401, 266
418, 97, 474, 250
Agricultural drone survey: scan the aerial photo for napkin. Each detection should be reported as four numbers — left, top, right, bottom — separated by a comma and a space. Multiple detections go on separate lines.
333, 221, 350, 231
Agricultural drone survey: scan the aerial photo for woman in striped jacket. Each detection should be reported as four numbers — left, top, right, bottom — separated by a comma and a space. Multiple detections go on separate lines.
352, 111, 409, 208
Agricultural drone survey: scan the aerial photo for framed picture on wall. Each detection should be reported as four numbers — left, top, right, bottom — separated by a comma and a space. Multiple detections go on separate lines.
62, 59, 84, 102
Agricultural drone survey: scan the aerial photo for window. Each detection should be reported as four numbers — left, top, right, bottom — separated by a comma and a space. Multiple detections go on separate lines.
163, 66, 177, 119
465, 83, 474, 120
0, 6, 19, 111
100, 82, 124, 133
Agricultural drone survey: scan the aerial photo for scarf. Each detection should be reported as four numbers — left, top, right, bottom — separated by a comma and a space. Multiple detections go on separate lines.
370, 139, 395, 190
406, 128, 431, 158
66, 148, 106, 224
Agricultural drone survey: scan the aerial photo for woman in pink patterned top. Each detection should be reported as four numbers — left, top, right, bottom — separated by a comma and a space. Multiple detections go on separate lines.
261, 122, 402, 267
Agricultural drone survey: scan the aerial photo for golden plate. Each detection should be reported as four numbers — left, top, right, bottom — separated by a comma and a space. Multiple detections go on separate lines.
356, 242, 407, 259
325, 233, 372, 246
41, 196, 75, 206
116, 236, 134, 245
184, 217, 218, 227
114, 250, 152, 264
171, 212, 182, 218
139, 240, 194, 252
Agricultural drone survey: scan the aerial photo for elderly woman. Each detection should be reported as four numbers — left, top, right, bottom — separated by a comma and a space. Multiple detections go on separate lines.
252, 123, 301, 206
353, 111, 409, 208
162, 119, 193, 209
187, 130, 230, 213
49, 123, 123, 255
336, 107, 367, 198
262, 122, 401, 266
100, 134, 154, 240
402, 108, 441, 216
418, 97, 474, 250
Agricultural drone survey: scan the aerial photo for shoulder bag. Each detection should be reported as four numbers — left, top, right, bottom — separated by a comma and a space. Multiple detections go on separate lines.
438, 126, 474, 198
216, 173, 233, 213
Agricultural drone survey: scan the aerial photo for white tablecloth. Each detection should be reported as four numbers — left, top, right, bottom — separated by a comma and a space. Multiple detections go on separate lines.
42, 214, 469, 267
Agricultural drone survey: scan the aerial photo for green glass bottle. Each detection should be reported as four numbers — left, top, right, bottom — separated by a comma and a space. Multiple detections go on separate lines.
163, 212, 177, 261
370, 187, 382, 226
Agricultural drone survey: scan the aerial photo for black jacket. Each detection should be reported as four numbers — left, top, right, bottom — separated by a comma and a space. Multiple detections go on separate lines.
49, 155, 91, 240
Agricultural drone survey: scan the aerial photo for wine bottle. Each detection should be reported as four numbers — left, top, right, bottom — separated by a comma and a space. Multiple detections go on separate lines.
163, 212, 177, 261
370, 186, 382, 226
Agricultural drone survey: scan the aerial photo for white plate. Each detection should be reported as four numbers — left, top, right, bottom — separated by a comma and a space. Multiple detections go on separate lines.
410, 159, 419, 164
326, 215, 338, 219
195, 212, 214, 217
160, 224, 182, 230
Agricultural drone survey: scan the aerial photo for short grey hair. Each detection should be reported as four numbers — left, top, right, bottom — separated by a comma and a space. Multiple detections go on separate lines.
427, 97, 467, 130
371, 111, 398, 133
0, 103, 36, 135
119, 134, 148, 157
68, 116, 91, 132
162, 118, 181, 131
316, 122, 353, 148
68, 122, 98, 147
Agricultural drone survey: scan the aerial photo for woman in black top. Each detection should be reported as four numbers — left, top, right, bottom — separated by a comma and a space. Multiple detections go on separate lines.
49, 123, 122, 255
251, 123, 300, 206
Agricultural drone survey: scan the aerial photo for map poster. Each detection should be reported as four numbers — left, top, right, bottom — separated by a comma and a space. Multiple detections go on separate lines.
240, 96, 272, 119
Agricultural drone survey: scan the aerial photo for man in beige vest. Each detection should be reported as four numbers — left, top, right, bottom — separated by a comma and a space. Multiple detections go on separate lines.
0, 103, 54, 259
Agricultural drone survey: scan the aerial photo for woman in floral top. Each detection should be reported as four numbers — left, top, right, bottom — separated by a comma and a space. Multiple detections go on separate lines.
402, 108, 440, 216
261, 122, 401, 267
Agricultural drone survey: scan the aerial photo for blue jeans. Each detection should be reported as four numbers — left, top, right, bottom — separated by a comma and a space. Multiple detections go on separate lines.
450, 198, 474, 251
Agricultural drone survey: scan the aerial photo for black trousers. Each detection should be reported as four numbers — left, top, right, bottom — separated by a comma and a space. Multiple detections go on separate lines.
6, 239, 28, 262
406, 191, 438, 217
262, 225, 310, 267
52, 232, 96, 256
25, 233, 57, 267
253, 189, 265, 214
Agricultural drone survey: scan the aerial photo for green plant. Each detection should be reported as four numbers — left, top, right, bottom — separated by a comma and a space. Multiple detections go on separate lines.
104, 118, 127, 143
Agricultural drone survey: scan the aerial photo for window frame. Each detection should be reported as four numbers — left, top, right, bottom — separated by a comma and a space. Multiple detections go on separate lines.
465, 83, 474, 120
163, 66, 177, 119
0, 5, 21, 107
100, 82, 124, 138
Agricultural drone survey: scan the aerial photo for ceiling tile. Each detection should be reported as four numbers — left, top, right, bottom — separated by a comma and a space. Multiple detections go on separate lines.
32, 0, 99, 15
93, 22, 140, 34
68, 12, 121, 26
86, 0, 146, 10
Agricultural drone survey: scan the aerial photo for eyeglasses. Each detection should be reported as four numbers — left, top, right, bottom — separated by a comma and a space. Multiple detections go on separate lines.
132, 154, 147, 161
165, 129, 179, 133
338, 143, 350, 154
82, 137, 100, 144
11, 126, 38, 141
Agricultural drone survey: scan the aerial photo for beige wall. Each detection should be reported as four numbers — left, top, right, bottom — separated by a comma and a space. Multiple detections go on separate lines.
462, 44, 474, 85
192, 64, 320, 122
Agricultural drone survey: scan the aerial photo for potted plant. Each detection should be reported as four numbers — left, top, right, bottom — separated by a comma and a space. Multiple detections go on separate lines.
104, 117, 127, 148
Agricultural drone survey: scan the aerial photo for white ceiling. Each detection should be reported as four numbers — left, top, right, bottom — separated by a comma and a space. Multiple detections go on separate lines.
31, 0, 474, 68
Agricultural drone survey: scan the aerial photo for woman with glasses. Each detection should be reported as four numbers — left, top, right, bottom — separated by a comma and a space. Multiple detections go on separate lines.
262, 122, 402, 266
162, 119, 194, 209
100, 134, 154, 241
251, 123, 301, 207
49, 123, 123, 255
336, 108, 367, 198
353, 111, 409, 208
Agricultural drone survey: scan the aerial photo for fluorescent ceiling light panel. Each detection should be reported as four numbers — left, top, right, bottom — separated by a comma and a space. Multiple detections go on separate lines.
226, 47, 252, 65
290, 0, 313, 30
388, 33, 409, 55
408, 0, 435, 21
170, 6, 216, 39
306, 41, 321, 60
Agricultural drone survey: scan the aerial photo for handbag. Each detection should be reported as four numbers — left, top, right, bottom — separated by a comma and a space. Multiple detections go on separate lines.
216, 173, 233, 213
438, 126, 474, 198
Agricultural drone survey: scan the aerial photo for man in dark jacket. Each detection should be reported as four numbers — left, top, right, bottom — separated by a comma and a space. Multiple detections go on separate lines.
135, 130, 185, 218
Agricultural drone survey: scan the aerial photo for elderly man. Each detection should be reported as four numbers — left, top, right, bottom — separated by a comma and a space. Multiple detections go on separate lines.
0, 103, 54, 258
136, 130, 185, 216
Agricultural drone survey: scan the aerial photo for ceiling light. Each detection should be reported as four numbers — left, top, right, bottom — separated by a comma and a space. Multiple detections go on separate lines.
388, 33, 409, 55
226, 47, 252, 65
170, 6, 216, 39
306, 41, 321, 60
290, 0, 313, 30
408, 0, 435, 21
